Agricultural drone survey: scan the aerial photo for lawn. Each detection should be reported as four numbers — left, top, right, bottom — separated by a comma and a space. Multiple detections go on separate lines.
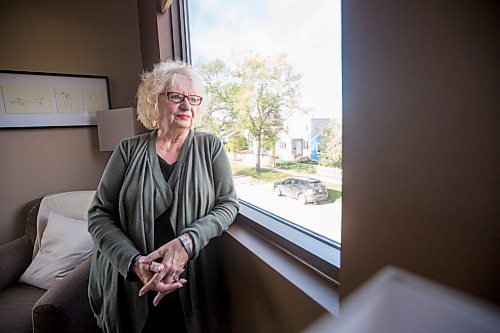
232, 167, 289, 182
274, 160, 317, 174
231, 166, 342, 201
328, 189, 342, 201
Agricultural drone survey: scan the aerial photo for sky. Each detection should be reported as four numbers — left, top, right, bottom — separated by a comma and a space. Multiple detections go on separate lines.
188, 0, 342, 121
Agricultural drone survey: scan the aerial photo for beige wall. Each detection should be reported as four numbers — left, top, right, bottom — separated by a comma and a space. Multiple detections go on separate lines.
0, 128, 110, 243
218, 230, 327, 332
1, 2, 328, 331
0, 0, 143, 244
341, 0, 500, 304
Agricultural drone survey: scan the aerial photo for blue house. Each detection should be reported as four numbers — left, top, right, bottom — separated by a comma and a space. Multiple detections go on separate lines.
310, 133, 322, 162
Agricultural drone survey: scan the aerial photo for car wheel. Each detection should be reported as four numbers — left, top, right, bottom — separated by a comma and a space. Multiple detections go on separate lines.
274, 187, 282, 196
298, 193, 307, 205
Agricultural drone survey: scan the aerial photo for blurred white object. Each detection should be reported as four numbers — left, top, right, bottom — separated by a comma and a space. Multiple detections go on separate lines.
304, 266, 500, 333
96, 107, 147, 151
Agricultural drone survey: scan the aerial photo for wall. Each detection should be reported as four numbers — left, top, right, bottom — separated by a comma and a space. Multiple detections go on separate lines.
0, 0, 143, 244
0, 2, 329, 331
341, 0, 500, 304
218, 225, 328, 332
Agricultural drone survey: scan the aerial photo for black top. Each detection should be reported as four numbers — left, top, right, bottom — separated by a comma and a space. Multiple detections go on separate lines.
142, 155, 186, 333
157, 155, 177, 181
154, 155, 177, 249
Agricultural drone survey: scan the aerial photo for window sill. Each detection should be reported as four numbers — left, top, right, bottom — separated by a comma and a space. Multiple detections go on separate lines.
227, 200, 340, 315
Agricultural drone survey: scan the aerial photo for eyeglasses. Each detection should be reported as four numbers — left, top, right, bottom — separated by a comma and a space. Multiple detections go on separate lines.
159, 92, 203, 106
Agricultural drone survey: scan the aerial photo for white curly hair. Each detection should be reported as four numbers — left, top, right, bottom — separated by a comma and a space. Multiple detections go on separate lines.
136, 60, 205, 130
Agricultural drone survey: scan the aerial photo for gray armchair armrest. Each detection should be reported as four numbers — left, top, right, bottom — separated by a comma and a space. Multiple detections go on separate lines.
0, 235, 33, 292
33, 256, 101, 333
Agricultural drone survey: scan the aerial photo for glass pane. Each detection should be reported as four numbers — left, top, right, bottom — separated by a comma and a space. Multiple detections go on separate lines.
188, 0, 342, 244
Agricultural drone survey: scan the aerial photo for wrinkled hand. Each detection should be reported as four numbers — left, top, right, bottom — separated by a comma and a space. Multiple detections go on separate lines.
132, 256, 169, 288
137, 238, 189, 305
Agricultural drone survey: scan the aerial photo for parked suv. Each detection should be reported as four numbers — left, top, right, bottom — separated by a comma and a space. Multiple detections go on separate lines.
273, 177, 328, 204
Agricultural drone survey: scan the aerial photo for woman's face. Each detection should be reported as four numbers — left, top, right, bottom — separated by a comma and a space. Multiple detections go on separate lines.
157, 75, 200, 132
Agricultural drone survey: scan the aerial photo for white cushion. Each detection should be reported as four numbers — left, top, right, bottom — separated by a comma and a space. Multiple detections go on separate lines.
19, 211, 93, 290
34, 190, 95, 257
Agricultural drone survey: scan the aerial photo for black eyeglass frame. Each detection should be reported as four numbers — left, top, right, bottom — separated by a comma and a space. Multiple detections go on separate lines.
159, 91, 203, 106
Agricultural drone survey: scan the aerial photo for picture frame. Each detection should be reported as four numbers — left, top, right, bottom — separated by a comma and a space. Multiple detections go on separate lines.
0, 70, 111, 128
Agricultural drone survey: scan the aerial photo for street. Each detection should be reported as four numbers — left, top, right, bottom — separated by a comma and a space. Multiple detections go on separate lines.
233, 175, 342, 243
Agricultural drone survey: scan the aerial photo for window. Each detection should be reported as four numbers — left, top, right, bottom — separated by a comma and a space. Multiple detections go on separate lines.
187, 0, 342, 248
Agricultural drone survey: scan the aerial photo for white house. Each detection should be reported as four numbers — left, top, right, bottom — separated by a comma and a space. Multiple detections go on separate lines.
276, 114, 331, 161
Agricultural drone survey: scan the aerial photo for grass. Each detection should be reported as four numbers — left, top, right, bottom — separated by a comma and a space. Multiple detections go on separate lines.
275, 160, 317, 174
233, 167, 289, 182
328, 189, 342, 201
232, 166, 342, 201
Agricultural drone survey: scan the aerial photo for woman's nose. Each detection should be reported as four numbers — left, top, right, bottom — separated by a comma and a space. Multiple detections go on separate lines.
180, 97, 191, 109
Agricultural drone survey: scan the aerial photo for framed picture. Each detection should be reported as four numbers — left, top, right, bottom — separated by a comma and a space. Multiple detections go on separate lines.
0, 70, 110, 128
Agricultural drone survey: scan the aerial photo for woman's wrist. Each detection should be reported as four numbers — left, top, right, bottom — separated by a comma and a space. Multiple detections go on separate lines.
178, 233, 193, 258
128, 253, 142, 273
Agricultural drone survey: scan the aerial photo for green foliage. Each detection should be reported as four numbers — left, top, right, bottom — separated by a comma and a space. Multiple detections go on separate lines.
197, 54, 306, 171
231, 167, 342, 200
195, 59, 240, 135
319, 119, 343, 168
233, 168, 289, 182
225, 133, 248, 153
275, 160, 316, 174
327, 189, 342, 201
261, 126, 280, 154
234, 54, 305, 171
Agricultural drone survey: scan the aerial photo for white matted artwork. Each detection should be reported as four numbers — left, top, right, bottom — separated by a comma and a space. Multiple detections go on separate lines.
82, 88, 104, 113
0, 70, 110, 128
55, 87, 79, 114
3, 85, 53, 114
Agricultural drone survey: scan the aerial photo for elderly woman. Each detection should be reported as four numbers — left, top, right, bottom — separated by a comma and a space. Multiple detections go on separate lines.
87, 61, 239, 333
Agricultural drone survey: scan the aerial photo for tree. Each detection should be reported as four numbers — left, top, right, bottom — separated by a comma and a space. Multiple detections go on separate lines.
318, 119, 342, 168
195, 59, 239, 135
196, 55, 306, 171
233, 54, 305, 171
261, 126, 281, 167
225, 132, 248, 153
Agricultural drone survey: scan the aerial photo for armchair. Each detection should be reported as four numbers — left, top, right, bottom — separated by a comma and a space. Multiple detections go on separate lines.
0, 192, 101, 333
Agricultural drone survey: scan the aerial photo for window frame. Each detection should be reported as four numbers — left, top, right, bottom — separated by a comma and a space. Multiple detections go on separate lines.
181, 0, 341, 285
238, 199, 340, 282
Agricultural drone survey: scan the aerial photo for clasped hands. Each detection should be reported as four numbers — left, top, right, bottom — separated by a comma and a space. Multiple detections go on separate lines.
133, 237, 189, 306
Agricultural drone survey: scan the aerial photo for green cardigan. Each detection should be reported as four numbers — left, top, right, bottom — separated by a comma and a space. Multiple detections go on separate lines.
88, 129, 239, 333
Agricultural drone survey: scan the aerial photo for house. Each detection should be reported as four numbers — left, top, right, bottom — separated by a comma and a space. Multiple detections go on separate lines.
276, 115, 331, 161
310, 133, 322, 162
0, 0, 498, 331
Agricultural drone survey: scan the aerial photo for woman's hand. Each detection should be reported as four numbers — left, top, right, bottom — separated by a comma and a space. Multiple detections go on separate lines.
132, 256, 164, 286
138, 237, 190, 305
133, 254, 187, 306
